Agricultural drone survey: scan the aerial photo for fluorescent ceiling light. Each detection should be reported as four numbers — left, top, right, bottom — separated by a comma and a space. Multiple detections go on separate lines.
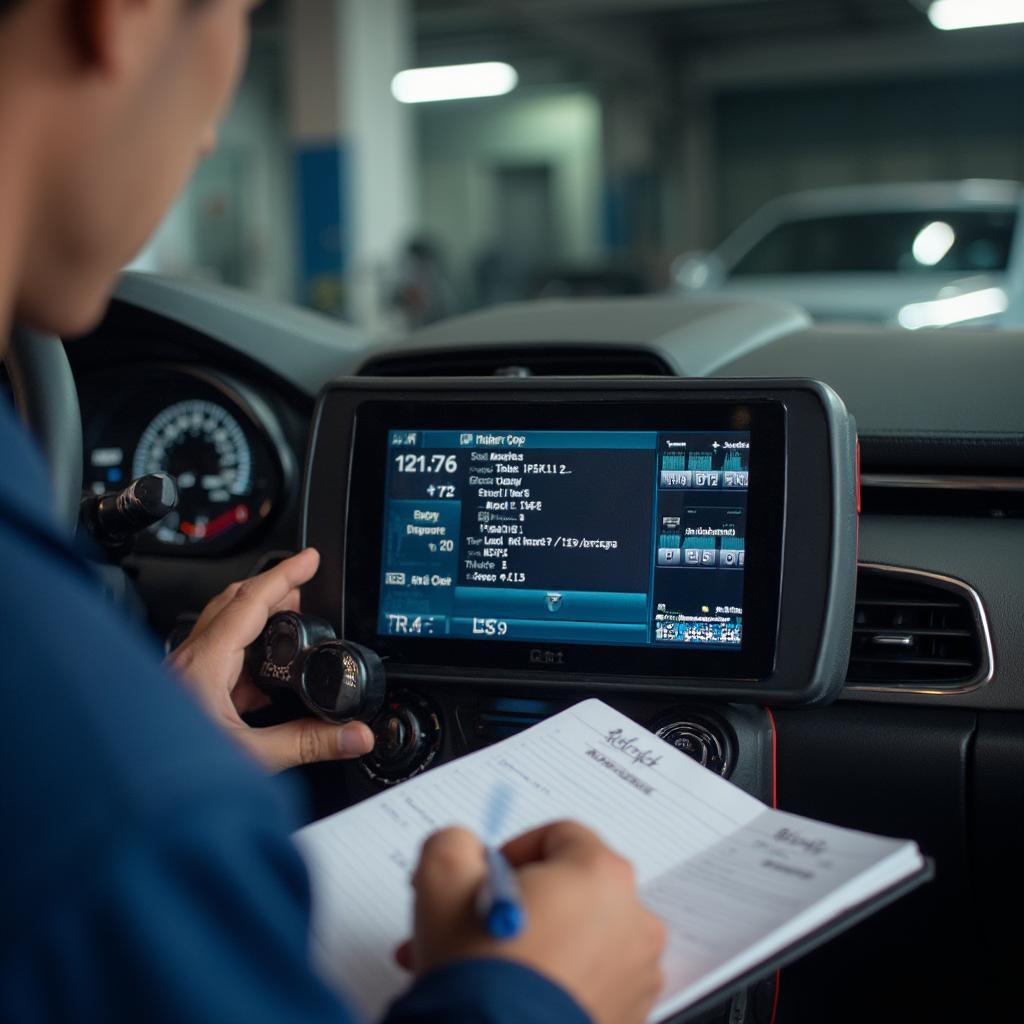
928, 0, 1024, 30
897, 287, 1008, 329
391, 62, 519, 104
912, 221, 956, 266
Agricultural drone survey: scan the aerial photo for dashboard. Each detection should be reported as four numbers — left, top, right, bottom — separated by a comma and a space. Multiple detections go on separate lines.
62, 272, 1022, 1021
70, 273, 1024, 713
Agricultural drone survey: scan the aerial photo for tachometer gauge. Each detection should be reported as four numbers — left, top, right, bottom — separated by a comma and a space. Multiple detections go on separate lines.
132, 399, 255, 547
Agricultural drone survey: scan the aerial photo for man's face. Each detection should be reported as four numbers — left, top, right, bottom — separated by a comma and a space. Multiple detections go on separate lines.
14, 0, 255, 335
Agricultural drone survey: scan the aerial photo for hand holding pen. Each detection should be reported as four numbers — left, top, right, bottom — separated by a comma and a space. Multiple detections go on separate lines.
397, 818, 665, 1024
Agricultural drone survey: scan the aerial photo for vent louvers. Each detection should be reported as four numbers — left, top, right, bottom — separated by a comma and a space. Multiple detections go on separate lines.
845, 565, 989, 691
359, 346, 672, 378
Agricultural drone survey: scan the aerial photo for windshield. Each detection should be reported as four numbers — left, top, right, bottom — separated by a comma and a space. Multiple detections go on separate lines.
730, 210, 1018, 276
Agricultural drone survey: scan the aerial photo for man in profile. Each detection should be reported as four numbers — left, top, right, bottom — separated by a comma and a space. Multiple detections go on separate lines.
0, 2, 665, 1023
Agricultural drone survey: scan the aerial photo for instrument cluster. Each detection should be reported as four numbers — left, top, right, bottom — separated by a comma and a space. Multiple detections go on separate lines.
78, 366, 293, 556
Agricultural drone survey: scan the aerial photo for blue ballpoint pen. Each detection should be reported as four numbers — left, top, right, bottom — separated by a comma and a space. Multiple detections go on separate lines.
476, 783, 527, 940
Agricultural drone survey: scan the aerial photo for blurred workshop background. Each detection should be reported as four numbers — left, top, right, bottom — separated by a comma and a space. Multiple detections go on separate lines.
131, 0, 1024, 334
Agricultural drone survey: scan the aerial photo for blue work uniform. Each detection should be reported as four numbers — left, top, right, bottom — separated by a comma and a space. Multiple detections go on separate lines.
0, 398, 588, 1024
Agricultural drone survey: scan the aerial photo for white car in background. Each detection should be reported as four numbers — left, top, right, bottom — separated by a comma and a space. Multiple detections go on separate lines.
672, 179, 1024, 329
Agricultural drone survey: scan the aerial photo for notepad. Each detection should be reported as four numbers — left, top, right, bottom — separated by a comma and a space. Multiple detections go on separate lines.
295, 699, 930, 1023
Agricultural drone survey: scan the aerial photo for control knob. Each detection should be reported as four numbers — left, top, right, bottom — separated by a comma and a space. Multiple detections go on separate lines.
363, 690, 442, 785
650, 710, 733, 777
301, 641, 386, 724
81, 472, 178, 554
245, 612, 385, 724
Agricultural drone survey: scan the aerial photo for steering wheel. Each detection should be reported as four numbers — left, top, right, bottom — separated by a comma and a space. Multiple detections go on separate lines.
5, 324, 83, 535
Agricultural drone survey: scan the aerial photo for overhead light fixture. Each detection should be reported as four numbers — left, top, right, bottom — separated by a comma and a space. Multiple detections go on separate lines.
391, 62, 519, 104
928, 0, 1024, 30
897, 287, 1009, 329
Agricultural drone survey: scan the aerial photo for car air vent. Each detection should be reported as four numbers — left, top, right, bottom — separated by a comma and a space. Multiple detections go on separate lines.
359, 346, 672, 377
845, 564, 991, 693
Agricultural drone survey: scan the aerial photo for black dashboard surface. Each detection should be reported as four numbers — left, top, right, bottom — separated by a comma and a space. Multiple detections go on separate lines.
77, 275, 1024, 713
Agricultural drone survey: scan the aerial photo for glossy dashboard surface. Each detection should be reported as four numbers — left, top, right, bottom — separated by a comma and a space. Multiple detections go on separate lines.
68, 274, 1024, 712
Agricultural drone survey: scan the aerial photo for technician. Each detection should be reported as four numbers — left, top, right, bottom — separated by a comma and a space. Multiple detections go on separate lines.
0, 2, 665, 1023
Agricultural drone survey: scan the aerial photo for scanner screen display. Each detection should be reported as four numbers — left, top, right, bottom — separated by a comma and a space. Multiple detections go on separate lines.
377, 429, 750, 650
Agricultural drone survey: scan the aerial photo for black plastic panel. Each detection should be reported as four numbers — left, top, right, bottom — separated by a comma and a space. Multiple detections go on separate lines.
772, 704, 987, 1021
970, 712, 1024, 1010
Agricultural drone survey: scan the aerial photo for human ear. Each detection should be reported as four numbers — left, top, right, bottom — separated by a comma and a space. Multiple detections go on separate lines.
67, 0, 170, 76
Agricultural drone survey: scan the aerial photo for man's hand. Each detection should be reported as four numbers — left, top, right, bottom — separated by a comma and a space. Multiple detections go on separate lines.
396, 823, 667, 1024
166, 548, 374, 773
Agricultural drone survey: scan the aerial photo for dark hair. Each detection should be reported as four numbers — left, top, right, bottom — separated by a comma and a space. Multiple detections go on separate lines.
0, 0, 209, 17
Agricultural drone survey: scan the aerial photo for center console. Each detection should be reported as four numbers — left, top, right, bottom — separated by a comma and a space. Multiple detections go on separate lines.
296, 376, 857, 1023
299, 377, 857, 794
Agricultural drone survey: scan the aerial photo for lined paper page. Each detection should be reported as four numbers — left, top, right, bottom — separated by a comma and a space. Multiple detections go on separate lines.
295, 699, 923, 1023
644, 807, 922, 1020
296, 698, 763, 1018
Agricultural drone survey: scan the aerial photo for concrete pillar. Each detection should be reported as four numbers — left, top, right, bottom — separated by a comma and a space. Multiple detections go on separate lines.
287, 0, 416, 329
600, 85, 667, 288
287, 1, 344, 314
340, 0, 416, 333
602, 88, 655, 252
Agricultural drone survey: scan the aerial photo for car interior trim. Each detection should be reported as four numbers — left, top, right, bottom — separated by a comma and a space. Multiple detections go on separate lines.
845, 561, 994, 697
861, 473, 1024, 492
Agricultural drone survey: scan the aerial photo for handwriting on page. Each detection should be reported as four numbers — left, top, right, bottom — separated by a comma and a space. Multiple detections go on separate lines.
296, 700, 923, 1024
297, 701, 763, 1018
643, 806, 910, 1006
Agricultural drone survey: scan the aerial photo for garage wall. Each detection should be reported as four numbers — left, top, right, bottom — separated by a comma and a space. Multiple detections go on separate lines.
415, 88, 605, 303
131, 33, 296, 304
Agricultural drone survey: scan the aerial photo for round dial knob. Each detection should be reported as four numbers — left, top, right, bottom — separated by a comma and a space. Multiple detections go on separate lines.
362, 690, 442, 785
651, 711, 733, 777
270, 626, 299, 667
245, 611, 336, 692
300, 641, 386, 724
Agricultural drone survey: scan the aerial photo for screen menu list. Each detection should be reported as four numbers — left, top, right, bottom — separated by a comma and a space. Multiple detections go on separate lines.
377, 429, 750, 649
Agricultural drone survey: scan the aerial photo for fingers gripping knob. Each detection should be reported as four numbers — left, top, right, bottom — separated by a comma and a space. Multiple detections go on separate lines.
245, 612, 386, 724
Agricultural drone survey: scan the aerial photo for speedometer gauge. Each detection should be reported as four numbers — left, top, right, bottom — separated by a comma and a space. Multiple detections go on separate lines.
132, 399, 255, 547
79, 366, 292, 557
